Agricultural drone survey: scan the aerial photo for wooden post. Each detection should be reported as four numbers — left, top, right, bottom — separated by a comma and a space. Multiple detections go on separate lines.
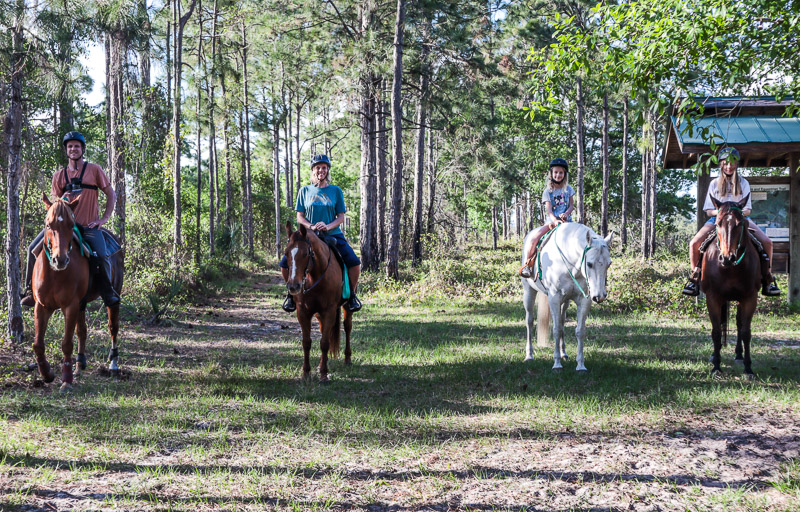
789, 152, 800, 305
696, 167, 712, 231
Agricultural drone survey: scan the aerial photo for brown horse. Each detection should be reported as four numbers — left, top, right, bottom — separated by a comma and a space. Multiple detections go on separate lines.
32, 194, 124, 390
283, 221, 353, 382
701, 194, 761, 378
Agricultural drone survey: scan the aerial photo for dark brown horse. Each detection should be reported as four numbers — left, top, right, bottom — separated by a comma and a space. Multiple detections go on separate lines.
701, 194, 761, 378
33, 194, 124, 390
284, 221, 353, 382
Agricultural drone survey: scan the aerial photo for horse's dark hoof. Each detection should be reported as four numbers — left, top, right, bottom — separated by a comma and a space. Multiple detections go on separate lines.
733, 358, 744, 366
344, 359, 352, 366
745, 373, 756, 381
110, 369, 121, 380
77, 353, 87, 370
319, 376, 330, 385
38, 362, 55, 383
576, 368, 589, 374
711, 369, 723, 378
552, 367, 563, 373
59, 382, 73, 393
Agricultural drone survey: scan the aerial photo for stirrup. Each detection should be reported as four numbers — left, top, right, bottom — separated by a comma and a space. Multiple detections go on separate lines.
346, 294, 362, 312
682, 280, 700, 297
519, 266, 532, 279
282, 293, 296, 313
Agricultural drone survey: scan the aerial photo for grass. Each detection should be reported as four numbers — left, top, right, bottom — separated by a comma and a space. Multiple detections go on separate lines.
0, 241, 798, 510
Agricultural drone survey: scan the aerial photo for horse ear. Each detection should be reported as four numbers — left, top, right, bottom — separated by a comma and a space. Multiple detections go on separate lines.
42, 193, 52, 209
737, 193, 750, 210
299, 224, 307, 237
604, 231, 614, 247
285, 220, 293, 237
67, 197, 80, 211
586, 230, 592, 245
710, 195, 722, 209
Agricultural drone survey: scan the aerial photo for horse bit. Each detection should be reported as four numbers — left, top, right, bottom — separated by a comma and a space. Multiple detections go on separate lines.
300, 238, 331, 294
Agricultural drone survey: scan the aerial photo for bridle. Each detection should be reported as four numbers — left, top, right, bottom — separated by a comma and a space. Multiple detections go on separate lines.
297, 237, 331, 294
716, 205, 747, 266
43, 203, 75, 263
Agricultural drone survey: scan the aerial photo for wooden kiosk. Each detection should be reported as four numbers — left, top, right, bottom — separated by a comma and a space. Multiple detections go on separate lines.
662, 97, 800, 305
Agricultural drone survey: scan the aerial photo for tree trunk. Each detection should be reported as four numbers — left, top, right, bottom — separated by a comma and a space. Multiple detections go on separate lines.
295, 99, 302, 209
287, 93, 294, 208
207, 0, 218, 255
621, 96, 629, 249
575, 77, 586, 224
491, 206, 498, 250
601, 92, 610, 237
648, 119, 658, 257
195, 1, 203, 266
220, 76, 232, 229
386, 0, 406, 279
377, 80, 388, 262
108, 30, 127, 244
171, 0, 199, 264
241, 20, 253, 256
641, 119, 651, 259
273, 116, 282, 259
426, 127, 436, 235
411, 23, 431, 265
5, 1, 24, 343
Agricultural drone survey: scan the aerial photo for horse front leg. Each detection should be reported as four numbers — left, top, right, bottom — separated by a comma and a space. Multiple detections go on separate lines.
737, 298, 757, 379
298, 310, 313, 380
33, 303, 56, 383
107, 304, 121, 378
75, 309, 87, 376
707, 298, 724, 376
343, 307, 353, 365
317, 310, 336, 383
522, 283, 536, 361
574, 297, 592, 372
60, 304, 80, 391
548, 294, 565, 371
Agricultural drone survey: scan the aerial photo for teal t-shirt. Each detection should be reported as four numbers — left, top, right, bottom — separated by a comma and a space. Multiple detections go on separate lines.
295, 184, 346, 236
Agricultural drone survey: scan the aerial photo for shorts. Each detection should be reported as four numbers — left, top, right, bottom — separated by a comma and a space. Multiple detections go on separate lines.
280, 233, 361, 269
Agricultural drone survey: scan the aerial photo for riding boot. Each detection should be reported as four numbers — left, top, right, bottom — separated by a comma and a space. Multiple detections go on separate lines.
346, 287, 362, 312
98, 255, 120, 306
519, 249, 537, 279
282, 293, 297, 313
20, 250, 37, 307
682, 267, 702, 296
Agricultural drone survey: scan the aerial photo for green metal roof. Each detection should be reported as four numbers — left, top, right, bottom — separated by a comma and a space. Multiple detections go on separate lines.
672, 115, 800, 146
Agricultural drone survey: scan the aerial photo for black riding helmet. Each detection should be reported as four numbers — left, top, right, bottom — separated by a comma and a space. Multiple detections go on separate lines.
549, 158, 569, 172
63, 131, 86, 148
310, 154, 332, 168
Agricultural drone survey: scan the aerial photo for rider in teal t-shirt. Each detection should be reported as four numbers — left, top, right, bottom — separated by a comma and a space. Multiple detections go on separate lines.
295, 184, 346, 236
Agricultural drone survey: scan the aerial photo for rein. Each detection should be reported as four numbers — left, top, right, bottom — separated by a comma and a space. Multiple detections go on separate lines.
43, 204, 76, 262
301, 238, 332, 294
716, 206, 747, 266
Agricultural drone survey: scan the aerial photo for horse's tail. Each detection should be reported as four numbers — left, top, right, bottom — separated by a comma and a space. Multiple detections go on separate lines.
330, 306, 342, 359
536, 293, 551, 347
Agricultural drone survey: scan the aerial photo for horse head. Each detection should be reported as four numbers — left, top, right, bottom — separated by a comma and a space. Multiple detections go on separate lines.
284, 221, 316, 296
42, 193, 79, 271
584, 230, 613, 304
710, 194, 749, 268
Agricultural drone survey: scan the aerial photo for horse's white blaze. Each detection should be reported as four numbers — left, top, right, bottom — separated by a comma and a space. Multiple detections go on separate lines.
289, 247, 299, 279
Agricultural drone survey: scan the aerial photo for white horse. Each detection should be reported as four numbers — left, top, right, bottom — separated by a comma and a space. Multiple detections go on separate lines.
521, 222, 613, 371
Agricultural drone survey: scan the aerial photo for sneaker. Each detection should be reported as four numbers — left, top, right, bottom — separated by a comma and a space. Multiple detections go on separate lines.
519, 266, 532, 279
282, 293, 296, 313
346, 294, 362, 312
682, 280, 700, 297
762, 280, 781, 297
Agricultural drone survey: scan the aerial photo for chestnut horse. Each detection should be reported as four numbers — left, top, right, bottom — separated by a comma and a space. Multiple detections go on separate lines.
32, 194, 124, 390
283, 221, 353, 382
701, 194, 761, 378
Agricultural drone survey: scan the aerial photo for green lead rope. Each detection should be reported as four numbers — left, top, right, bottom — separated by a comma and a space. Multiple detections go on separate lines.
43, 226, 87, 261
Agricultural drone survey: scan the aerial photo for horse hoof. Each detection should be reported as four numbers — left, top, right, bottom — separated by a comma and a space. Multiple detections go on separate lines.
110, 369, 121, 380
576, 368, 589, 374
524, 356, 534, 362
562, 355, 570, 361
552, 367, 563, 373
711, 369, 723, 378
345, 358, 352, 366
745, 373, 756, 381
319, 376, 330, 385
733, 358, 744, 366
77, 354, 87, 370
59, 382, 73, 393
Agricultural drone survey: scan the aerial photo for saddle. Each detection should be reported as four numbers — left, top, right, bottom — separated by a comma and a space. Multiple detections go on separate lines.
531, 222, 560, 282
33, 226, 92, 259
317, 233, 352, 299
